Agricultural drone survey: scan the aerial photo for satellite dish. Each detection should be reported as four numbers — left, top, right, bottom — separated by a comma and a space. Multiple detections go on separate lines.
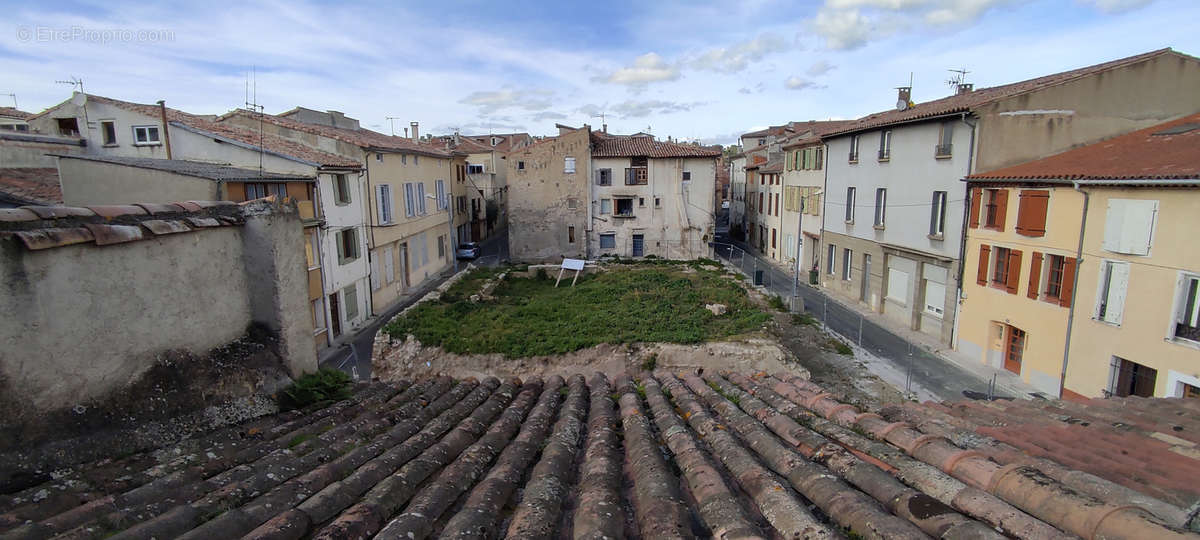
896, 99, 907, 111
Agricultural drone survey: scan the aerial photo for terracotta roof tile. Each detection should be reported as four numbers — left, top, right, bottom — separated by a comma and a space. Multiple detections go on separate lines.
830, 48, 1188, 137
0, 107, 33, 120
591, 133, 721, 158
0, 168, 62, 206
217, 109, 455, 158
968, 111, 1200, 181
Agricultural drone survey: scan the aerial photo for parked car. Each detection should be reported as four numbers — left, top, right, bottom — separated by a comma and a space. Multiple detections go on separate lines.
721, 200, 730, 209
456, 242, 480, 259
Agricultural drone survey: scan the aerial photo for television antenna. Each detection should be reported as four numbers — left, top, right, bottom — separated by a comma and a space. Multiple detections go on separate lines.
385, 116, 401, 136
55, 76, 84, 94
946, 68, 970, 88
2, 94, 16, 109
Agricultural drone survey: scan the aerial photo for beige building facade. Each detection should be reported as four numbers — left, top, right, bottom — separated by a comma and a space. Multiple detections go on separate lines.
507, 126, 591, 262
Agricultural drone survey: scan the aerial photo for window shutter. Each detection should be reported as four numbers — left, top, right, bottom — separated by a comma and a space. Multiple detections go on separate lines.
1027, 252, 1043, 299
1108, 262, 1129, 322
1059, 257, 1077, 307
815, 147, 823, 170
1016, 190, 1049, 237
1006, 250, 1022, 294
969, 187, 982, 228
370, 257, 381, 290
929, 192, 939, 236
976, 245, 990, 286
336, 231, 345, 261
1119, 200, 1157, 255
1102, 200, 1124, 252
994, 189, 1009, 231
375, 185, 386, 223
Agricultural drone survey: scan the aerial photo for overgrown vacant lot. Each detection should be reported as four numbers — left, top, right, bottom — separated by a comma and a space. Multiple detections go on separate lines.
383, 261, 770, 357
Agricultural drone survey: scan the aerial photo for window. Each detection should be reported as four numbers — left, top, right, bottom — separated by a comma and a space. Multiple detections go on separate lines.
983, 189, 1008, 230
1044, 255, 1067, 299
845, 187, 856, 222
401, 155, 407, 165
467, 164, 484, 174
615, 198, 634, 216
1015, 190, 1049, 237
436, 180, 447, 210
771, 228, 777, 249
1108, 357, 1157, 397
56, 118, 80, 136
376, 184, 393, 224
133, 125, 161, 145
334, 174, 351, 205
414, 155, 419, 165
438, 235, 445, 258
568, 226, 575, 243
517, 161, 525, 170
417, 183, 427, 214
384, 246, 395, 283
988, 246, 1022, 294
596, 168, 612, 185
600, 233, 616, 249
600, 199, 612, 214
758, 138, 766, 146
404, 183, 416, 217
925, 280, 946, 317
375, 153, 383, 162
312, 298, 326, 334
878, 130, 892, 160
245, 183, 287, 200
654, 197, 661, 208
625, 167, 648, 185
1095, 260, 1129, 325
305, 230, 318, 269
342, 284, 358, 322
683, 171, 691, 181
638, 197, 645, 207
930, 191, 948, 237
848, 135, 859, 162
565, 157, 576, 173
874, 188, 887, 227
1029, 252, 1077, 305
827, 244, 837, 275
1102, 199, 1157, 255
785, 233, 795, 258
936, 122, 954, 157
842, 248, 852, 280
337, 228, 359, 264
370, 255, 381, 291
1173, 274, 1200, 343
101, 121, 117, 145
992, 247, 1011, 286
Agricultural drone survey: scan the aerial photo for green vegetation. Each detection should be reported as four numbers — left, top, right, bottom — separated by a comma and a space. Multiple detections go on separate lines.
641, 353, 658, 372
828, 339, 854, 356
384, 264, 770, 358
791, 312, 819, 326
277, 368, 352, 411
768, 294, 788, 312
287, 434, 313, 448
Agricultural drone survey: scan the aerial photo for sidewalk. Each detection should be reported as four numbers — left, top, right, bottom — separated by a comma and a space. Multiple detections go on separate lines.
715, 239, 1045, 402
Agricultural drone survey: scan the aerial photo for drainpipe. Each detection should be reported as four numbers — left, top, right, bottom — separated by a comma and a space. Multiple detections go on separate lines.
359, 153, 375, 318
951, 113, 977, 348
157, 100, 173, 159
1060, 182, 1090, 398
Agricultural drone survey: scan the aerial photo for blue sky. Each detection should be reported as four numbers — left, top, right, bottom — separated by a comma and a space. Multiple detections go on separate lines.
1, 0, 1197, 145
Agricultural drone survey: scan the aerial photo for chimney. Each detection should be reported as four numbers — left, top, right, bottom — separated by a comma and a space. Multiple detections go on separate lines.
410, 121, 419, 142
404, 127, 409, 138
156, 100, 173, 159
896, 87, 912, 111
602, 123, 607, 133
956, 83, 974, 95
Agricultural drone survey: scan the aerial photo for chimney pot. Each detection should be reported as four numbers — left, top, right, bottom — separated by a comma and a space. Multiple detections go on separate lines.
957, 83, 974, 95
410, 121, 419, 142
896, 87, 912, 111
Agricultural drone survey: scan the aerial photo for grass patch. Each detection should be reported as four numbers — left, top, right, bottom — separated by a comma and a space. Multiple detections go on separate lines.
288, 434, 314, 448
791, 312, 819, 326
641, 353, 658, 372
828, 339, 853, 356
384, 265, 770, 358
277, 368, 352, 411
768, 294, 788, 312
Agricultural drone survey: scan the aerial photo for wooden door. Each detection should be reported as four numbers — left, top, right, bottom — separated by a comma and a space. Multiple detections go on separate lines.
1004, 325, 1025, 374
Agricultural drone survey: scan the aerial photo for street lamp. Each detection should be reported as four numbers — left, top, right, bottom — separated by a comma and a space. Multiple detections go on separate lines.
792, 188, 823, 309
427, 193, 458, 272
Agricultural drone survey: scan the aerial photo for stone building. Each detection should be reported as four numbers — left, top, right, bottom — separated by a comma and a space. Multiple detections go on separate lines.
506, 125, 592, 261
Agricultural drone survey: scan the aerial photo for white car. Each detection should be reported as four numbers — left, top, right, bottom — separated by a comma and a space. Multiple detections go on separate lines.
721, 200, 731, 209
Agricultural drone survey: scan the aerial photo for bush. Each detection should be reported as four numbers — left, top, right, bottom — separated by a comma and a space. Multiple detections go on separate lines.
278, 368, 352, 411
641, 353, 658, 372
768, 294, 788, 312
792, 312, 818, 326
829, 339, 853, 356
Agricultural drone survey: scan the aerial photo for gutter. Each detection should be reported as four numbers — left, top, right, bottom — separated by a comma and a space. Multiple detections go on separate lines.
1060, 181, 1090, 398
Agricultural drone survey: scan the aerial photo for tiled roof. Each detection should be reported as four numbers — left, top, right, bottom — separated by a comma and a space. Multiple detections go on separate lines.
54, 155, 315, 182
968, 112, 1200, 181
434, 135, 493, 154
466, 133, 532, 153
780, 120, 857, 148
0, 107, 32, 120
741, 122, 802, 139
828, 48, 1189, 137
591, 133, 721, 158
0, 168, 62, 205
0, 199, 263, 251
217, 109, 456, 158
2, 370, 1195, 539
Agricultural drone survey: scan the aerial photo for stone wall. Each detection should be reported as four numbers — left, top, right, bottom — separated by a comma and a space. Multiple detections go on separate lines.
507, 126, 591, 262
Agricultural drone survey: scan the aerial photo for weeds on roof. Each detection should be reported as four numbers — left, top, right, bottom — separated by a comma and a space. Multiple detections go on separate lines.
384, 265, 769, 358
287, 434, 313, 448
277, 368, 352, 411
641, 353, 658, 372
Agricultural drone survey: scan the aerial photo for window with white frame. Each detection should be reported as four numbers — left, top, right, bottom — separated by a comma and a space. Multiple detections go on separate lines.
827, 244, 836, 275
375, 153, 383, 162
333, 174, 351, 205
842, 248, 853, 280
436, 180, 447, 210
1102, 199, 1158, 256
132, 125, 161, 145
930, 191, 948, 237
467, 164, 484, 174
1095, 260, 1129, 325
848, 135, 860, 162
600, 198, 612, 214
845, 187, 856, 222
878, 130, 892, 160
1171, 273, 1200, 343
874, 188, 887, 227
565, 156, 576, 173
376, 184, 393, 224
404, 183, 416, 217
417, 182, 427, 214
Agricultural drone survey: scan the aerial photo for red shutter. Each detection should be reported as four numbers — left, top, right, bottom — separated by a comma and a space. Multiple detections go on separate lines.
976, 245, 991, 286
1006, 250, 1022, 294
994, 189, 1009, 231
1027, 252, 1043, 299
1016, 190, 1049, 237
1060, 257, 1077, 307
969, 187, 982, 228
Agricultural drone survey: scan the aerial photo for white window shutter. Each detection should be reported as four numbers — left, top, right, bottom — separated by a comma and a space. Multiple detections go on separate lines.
1103, 200, 1124, 252
1104, 262, 1130, 324
370, 257, 381, 290
1119, 200, 1156, 255
384, 247, 395, 283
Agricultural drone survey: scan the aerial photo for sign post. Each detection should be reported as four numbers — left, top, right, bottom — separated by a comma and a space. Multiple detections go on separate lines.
557, 258, 586, 287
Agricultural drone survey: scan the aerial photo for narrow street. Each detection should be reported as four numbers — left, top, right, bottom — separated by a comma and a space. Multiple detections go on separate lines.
319, 227, 509, 380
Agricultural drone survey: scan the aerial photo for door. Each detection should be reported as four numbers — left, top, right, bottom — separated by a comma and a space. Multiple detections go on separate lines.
329, 294, 342, 338
861, 254, 872, 302
399, 243, 410, 289
1004, 325, 1025, 374
632, 234, 645, 257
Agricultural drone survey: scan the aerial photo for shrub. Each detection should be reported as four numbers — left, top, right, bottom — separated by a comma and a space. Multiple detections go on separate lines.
278, 368, 352, 411
768, 294, 788, 312
829, 339, 853, 356
535, 268, 549, 280
641, 353, 657, 372
792, 312, 818, 326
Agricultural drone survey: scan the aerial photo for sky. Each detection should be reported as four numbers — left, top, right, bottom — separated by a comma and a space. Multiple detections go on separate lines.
1, 0, 1197, 145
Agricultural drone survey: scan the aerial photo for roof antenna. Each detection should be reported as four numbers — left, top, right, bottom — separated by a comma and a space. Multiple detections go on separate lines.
244, 66, 266, 180
385, 116, 400, 136
2, 93, 16, 109
947, 68, 970, 88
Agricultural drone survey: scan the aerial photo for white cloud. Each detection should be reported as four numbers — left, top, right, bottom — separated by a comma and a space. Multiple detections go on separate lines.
784, 76, 824, 90
530, 111, 567, 121
807, 60, 836, 76
690, 33, 790, 73
1079, 0, 1153, 13
458, 89, 554, 113
738, 87, 753, 94
596, 53, 680, 87
812, 8, 876, 50
812, 0, 1013, 49
612, 99, 706, 118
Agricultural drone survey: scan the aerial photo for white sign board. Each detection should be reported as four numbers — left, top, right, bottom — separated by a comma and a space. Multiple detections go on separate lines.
562, 258, 586, 271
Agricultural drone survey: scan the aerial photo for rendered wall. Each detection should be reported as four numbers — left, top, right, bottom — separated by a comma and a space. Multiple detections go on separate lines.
507, 127, 590, 262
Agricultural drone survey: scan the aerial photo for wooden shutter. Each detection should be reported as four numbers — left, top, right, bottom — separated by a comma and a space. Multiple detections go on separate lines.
1016, 190, 1049, 237
1059, 257, 1077, 307
976, 245, 991, 286
1027, 252, 1043, 299
1005, 250, 1022, 294
994, 189, 1009, 231
969, 187, 982, 228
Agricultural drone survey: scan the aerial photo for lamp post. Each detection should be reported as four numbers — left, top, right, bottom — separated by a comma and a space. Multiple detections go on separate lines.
428, 193, 457, 272
792, 188, 823, 308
